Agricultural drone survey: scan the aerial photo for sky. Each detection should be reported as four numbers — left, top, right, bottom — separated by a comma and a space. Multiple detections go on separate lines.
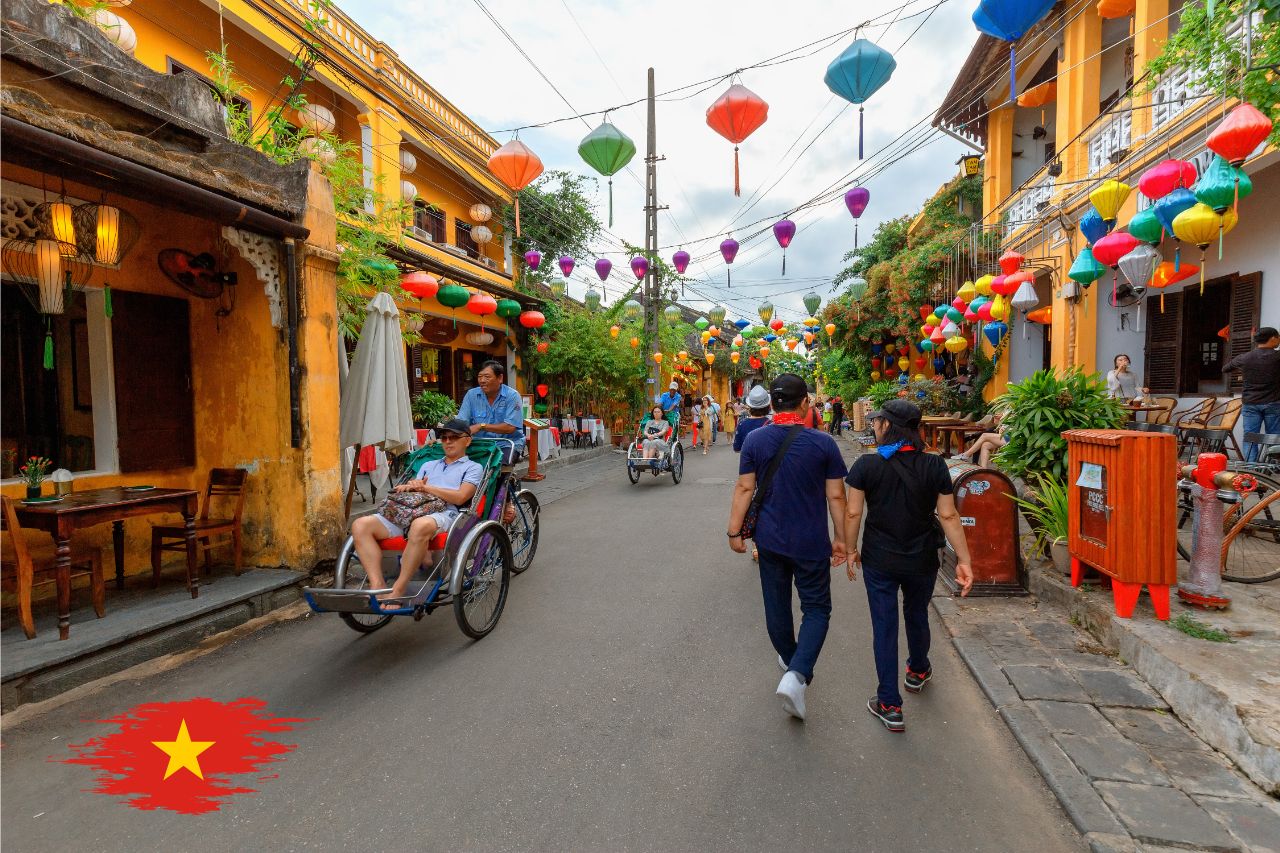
342, 0, 982, 324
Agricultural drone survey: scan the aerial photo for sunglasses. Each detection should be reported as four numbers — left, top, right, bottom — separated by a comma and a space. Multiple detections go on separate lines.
440, 433, 467, 441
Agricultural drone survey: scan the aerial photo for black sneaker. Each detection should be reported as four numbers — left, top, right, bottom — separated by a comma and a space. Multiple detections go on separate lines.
867, 698, 905, 732
904, 667, 932, 693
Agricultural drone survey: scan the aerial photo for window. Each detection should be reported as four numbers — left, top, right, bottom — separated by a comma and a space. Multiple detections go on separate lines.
455, 220, 478, 259
1144, 272, 1261, 395
167, 58, 251, 124
412, 201, 445, 242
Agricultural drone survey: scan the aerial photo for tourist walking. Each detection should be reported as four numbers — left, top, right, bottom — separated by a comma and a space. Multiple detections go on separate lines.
1224, 326, 1280, 462
694, 396, 714, 455
830, 397, 844, 436
723, 398, 739, 439
734, 386, 771, 452
842, 399, 973, 733
728, 374, 848, 721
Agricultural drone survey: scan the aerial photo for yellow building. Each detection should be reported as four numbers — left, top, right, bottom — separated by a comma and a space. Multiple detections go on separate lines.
936, 1, 1274, 406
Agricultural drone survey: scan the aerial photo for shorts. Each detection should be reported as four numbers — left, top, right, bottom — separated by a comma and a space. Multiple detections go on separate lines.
376, 509, 458, 539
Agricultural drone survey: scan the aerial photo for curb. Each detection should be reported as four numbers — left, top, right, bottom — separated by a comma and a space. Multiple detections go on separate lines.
515, 443, 613, 477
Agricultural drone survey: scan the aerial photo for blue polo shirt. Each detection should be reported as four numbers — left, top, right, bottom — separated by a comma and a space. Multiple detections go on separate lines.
414, 455, 485, 514
457, 384, 525, 454
659, 390, 682, 412
740, 423, 847, 560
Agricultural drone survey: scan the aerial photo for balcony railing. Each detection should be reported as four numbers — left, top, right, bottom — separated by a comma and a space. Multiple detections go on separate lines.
1086, 111, 1132, 175
1005, 171, 1056, 236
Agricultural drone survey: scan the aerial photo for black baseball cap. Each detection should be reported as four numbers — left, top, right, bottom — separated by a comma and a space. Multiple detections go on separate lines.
437, 417, 472, 437
867, 399, 921, 429
769, 373, 808, 409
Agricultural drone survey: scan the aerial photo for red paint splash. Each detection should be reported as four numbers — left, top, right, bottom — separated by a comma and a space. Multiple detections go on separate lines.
63, 697, 304, 814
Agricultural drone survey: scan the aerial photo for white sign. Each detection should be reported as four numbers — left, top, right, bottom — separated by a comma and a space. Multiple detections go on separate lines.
1076, 462, 1104, 490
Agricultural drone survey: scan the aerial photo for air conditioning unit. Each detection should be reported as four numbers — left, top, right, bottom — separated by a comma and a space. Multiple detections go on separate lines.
406, 226, 434, 243
480, 257, 497, 270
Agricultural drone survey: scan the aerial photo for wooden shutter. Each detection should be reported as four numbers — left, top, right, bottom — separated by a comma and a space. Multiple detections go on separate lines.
112, 291, 195, 473
1226, 272, 1261, 393
408, 344, 424, 396
1144, 289, 1182, 394
455, 220, 477, 258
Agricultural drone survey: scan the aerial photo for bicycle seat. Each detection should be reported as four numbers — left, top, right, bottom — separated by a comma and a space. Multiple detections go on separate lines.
379, 533, 448, 551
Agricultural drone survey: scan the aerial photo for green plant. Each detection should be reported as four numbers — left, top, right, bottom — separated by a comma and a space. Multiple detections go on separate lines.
993, 369, 1126, 481
1171, 613, 1234, 643
903, 378, 962, 416
865, 381, 901, 410
1009, 473, 1069, 554
410, 390, 457, 428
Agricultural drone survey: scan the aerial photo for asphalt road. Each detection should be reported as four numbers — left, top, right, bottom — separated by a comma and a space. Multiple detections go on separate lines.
1, 441, 1080, 852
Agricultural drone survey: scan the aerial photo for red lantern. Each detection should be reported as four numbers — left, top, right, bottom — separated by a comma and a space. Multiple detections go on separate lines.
705, 83, 769, 196
918, 304, 933, 321
466, 291, 497, 319
885, 367, 897, 378
535, 383, 549, 397
871, 357, 881, 368
748, 356, 762, 370
1206, 103, 1273, 166
536, 341, 549, 354
1091, 232, 1139, 268
769, 318, 784, 331
400, 271, 439, 299
997, 270, 1034, 295
487, 139, 544, 236
519, 310, 546, 329
915, 357, 925, 369
998, 250, 1024, 275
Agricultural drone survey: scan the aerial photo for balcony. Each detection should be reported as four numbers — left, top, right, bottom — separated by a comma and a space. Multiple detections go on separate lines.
1005, 171, 1057, 236
1086, 111, 1132, 175
1151, 12, 1252, 133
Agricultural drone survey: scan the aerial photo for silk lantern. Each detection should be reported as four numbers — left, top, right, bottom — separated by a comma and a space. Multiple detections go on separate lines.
536, 341, 549, 354
845, 187, 870, 249
1079, 208, 1111, 246
972, 0, 1056, 107
623, 299, 644, 323
549, 278, 566, 299
824, 38, 897, 159
585, 288, 602, 312
523, 250, 542, 271
769, 318, 784, 332
982, 320, 1008, 348
772, 219, 796, 275
720, 237, 739, 287
466, 291, 497, 328
558, 256, 575, 279
400, 271, 439, 299
1172, 203, 1238, 292
825, 322, 837, 338
1010, 279, 1038, 313
957, 280, 977, 303
709, 305, 728, 326
1116, 242, 1159, 326
630, 336, 639, 349
1092, 231, 1139, 304
980, 275, 1000, 297
610, 324, 621, 339
1195, 155, 1253, 214
998, 249, 1024, 275
944, 335, 969, 354
758, 301, 774, 324
1206, 103, 1273, 166
705, 83, 769, 196
1026, 306, 1052, 324
653, 352, 663, 365
696, 316, 711, 331
436, 283, 469, 324
918, 304, 934, 321
577, 120, 636, 226
1150, 261, 1197, 312
487, 139, 543, 236
734, 318, 750, 331
672, 250, 690, 275
898, 356, 910, 371
989, 295, 1009, 321
1069, 247, 1106, 288
803, 331, 815, 346
706, 353, 716, 365
1127, 208, 1163, 245
631, 256, 649, 280
1097, 0, 1136, 17
664, 304, 682, 324
1138, 158, 1196, 201
519, 310, 545, 329
1090, 179, 1131, 225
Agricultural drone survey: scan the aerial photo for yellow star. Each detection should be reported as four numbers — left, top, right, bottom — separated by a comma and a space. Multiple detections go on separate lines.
152, 719, 215, 780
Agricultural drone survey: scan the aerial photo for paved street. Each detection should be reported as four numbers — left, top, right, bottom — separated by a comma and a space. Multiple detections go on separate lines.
2, 442, 1078, 852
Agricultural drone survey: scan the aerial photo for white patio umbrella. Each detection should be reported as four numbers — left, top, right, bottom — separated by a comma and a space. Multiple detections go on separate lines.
340, 291, 413, 514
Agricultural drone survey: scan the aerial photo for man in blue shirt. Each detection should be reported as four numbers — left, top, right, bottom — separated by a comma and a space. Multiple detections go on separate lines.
728, 373, 848, 722
457, 360, 525, 459
658, 382, 682, 429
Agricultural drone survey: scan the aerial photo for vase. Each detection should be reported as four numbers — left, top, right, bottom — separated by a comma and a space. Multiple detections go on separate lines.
25, 484, 42, 501
1050, 540, 1070, 575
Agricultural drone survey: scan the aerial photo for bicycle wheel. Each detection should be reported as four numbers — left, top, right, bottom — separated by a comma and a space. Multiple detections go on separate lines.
670, 443, 683, 485
454, 522, 511, 639
507, 489, 540, 575
1180, 472, 1280, 556
627, 459, 641, 484
335, 543, 393, 634
1221, 488, 1280, 583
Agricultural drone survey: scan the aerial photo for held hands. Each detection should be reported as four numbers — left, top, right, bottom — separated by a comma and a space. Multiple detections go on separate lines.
831, 540, 847, 568
955, 561, 974, 597
394, 479, 426, 493
845, 549, 861, 582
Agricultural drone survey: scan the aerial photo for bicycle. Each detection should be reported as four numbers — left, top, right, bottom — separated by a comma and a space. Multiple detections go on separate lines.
1176, 468, 1280, 584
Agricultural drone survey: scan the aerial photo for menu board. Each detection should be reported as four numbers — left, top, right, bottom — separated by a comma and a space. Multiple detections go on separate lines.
1077, 461, 1109, 547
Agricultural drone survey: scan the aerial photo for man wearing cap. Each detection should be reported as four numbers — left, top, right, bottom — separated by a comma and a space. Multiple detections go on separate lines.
843, 399, 973, 732
457, 360, 525, 461
728, 373, 848, 721
658, 381, 683, 427
349, 418, 485, 601
733, 385, 772, 452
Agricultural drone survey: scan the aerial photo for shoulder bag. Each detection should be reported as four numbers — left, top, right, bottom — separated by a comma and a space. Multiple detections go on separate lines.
379, 490, 448, 530
885, 453, 947, 550
740, 425, 804, 540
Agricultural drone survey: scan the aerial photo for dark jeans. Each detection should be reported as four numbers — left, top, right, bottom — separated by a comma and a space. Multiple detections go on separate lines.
863, 565, 936, 707
758, 548, 832, 684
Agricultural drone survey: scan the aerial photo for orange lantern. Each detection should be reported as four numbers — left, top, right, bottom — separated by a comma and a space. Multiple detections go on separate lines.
487, 139, 544, 236
400, 271, 439, 299
705, 82, 769, 196
1207, 103, 1273, 166
1096, 0, 1135, 19
730, 351, 740, 364
705, 353, 715, 365
824, 322, 836, 337
803, 331, 815, 345
653, 352, 664, 364
610, 324, 620, 338
1149, 261, 1198, 312
759, 345, 771, 358
1026, 306, 1052, 325
1016, 80, 1057, 108
629, 336, 640, 349
536, 341, 549, 354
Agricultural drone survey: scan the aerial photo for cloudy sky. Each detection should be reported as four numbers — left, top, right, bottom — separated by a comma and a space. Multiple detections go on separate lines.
344, 0, 981, 323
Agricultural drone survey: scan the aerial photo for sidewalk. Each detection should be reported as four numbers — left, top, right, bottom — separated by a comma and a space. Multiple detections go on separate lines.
935, 589, 1280, 852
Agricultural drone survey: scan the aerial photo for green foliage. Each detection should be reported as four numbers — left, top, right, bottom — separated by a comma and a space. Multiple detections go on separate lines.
410, 390, 457, 427
503, 171, 602, 295
1009, 473, 1069, 552
961, 347, 996, 417
903, 379, 962, 416
993, 369, 1127, 481
1143, 0, 1280, 148
529, 308, 649, 412
1171, 613, 1234, 643
865, 381, 901, 410
815, 348, 871, 402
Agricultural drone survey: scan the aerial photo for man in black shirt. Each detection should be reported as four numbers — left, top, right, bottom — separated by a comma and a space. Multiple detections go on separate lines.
1224, 327, 1280, 462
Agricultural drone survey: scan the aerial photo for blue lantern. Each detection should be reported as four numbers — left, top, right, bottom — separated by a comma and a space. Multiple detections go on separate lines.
1068, 247, 1106, 287
1079, 209, 1111, 246
898, 372, 910, 385
823, 38, 897, 159
933, 357, 946, 372
871, 343, 883, 354
920, 339, 933, 352
973, 0, 1056, 105
1153, 187, 1197, 270
983, 320, 1009, 348
763, 334, 777, 343
734, 318, 751, 331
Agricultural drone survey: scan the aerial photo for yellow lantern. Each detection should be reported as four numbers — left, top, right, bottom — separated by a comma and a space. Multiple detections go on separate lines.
700, 330, 711, 344
1089, 178, 1131, 223
678, 350, 689, 362
989, 295, 1008, 321
974, 274, 994, 296
803, 316, 818, 327
630, 336, 639, 349
870, 370, 881, 381
925, 313, 941, 326
759, 345, 771, 358
824, 322, 836, 337
653, 352, 664, 364
957, 280, 978, 302
1172, 203, 1238, 292
730, 351, 740, 364
36, 201, 78, 257
35, 238, 64, 314
885, 343, 896, 355
944, 335, 969, 353
706, 353, 716, 365
913, 373, 925, 381
610, 324, 620, 338
898, 356, 909, 371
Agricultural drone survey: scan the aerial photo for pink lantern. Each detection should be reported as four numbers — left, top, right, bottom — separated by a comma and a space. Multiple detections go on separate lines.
557, 256, 575, 278
630, 256, 649, 280
845, 187, 870, 249
595, 258, 612, 280
672, 250, 690, 274
772, 219, 796, 275
977, 302, 994, 321
1138, 159, 1197, 201
522, 250, 541, 270
720, 237, 739, 288
1092, 232, 1139, 268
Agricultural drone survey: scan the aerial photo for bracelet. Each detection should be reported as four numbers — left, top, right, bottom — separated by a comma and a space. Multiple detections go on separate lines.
727, 531, 741, 538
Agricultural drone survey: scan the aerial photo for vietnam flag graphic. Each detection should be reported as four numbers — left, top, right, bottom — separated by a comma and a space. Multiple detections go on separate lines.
64, 697, 305, 814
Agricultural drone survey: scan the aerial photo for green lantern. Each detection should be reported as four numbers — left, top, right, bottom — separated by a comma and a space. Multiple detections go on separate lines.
495, 298, 522, 319
694, 316, 710, 331
1195, 154, 1252, 214
707, 304, 727, 326
623, 299, 643, 323
757, 301, 774, 324
584, 288, 602, 312
848, 277, 868, 302
1068, 247, 1105, 287
436, 283, 469, 308
549, 279, 565, 298
1126, 208, 1163, 245
663, 304, 681, 324
534, 402, 549, 414
577, 120, 637, 227
802, 292, 822, 315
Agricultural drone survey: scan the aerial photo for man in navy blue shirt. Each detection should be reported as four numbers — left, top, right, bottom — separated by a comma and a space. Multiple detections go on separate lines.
728, 373, 848, 721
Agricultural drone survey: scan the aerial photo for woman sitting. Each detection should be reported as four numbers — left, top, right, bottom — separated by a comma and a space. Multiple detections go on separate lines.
639, 405, 673, 460
957, 414, 1006, 468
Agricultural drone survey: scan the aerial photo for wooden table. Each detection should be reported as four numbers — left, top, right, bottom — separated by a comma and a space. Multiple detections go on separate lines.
920, 417, 967, 453
935, 423, 987, 457
15, 487, 199, 640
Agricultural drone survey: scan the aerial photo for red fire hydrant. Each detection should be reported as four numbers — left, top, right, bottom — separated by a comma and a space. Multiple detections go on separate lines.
1177, 452, 1257, 610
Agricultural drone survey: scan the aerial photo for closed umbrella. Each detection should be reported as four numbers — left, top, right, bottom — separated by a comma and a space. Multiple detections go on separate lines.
340, 291, 414, 514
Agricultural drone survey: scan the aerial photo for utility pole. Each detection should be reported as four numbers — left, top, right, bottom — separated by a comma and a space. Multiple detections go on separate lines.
643, 66, 666, 403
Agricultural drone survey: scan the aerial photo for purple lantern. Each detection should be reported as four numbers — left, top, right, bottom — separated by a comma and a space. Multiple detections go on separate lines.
672, 250, 690, 275
844, 187, 870, 250
630, 256, 649, 280
557, 256, 575, 278
720, 237, 739, 288
523, 250, 541, 270
595, 258, 612, 281
772, 219, 796, 275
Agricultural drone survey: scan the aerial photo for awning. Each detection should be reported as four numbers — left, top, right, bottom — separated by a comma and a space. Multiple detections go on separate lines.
385, 242, 541, 308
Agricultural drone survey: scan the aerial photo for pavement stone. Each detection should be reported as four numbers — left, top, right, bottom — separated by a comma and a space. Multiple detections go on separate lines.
1028, 699, 1112, 734
1194, 796, 1280, 853
988, 643, 1061, 667
1005, 664, 1092, 703
1054, 732, 1171, 785
1075, 669, 1169, 710
1095, 782, 1242, 852
952, 637, 1021, 708
1028, 620, 1083, 649
1146, 748, 1262, 800
1054, 649, 1124, 671
1099, 707, 1211, 752
979, 622, 1033, 646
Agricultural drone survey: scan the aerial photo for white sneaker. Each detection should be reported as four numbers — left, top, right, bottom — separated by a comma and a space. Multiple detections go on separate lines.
777, 654, 788, 672
776, 671, 806, 721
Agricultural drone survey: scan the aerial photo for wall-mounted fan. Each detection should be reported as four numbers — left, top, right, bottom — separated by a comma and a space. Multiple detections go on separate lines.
158, 249, 238, 319
419, 317, 457, 346
1110, 281, 1145, 309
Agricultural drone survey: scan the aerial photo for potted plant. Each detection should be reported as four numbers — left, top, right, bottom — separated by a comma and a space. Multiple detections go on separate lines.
1010, 473, 1070, 573
410, 390, 457, 430
19, 456, 53, 501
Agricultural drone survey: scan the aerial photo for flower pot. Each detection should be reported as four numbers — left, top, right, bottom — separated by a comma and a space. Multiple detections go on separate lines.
1050, 540, 1070, 575
25, 484, 42, 501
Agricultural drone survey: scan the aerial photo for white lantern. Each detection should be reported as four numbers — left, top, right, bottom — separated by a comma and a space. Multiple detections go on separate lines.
401, 180, 418, 201
35, 239, 64, 314
403, 313, 425, 333
89, 9, 136, 55
469, 203, 492, 223
1010, 280, 1040, 313
941, 320, 960, 339
296, 103, 335, 134
471, 225, 493, 245
465, 330, 495, 347
299, 136, 337, 165
399, 148, 418, 174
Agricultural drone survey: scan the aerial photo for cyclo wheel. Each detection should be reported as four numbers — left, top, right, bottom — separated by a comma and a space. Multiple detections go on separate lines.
335, 541, 393, 634
1221, 488, 1280, 584
507, 489, 540, 575
670, 443, 684, 484
627, 457, 641, 484
454, 521, 512, 639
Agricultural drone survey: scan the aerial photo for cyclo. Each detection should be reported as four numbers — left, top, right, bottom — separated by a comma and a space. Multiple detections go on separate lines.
625, 407, 684, 485
304, 438, 539, 638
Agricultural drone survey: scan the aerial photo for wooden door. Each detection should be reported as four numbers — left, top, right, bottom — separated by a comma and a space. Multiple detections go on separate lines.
112, 291, 195, 472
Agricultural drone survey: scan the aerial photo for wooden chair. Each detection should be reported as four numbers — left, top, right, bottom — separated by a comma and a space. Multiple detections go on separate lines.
151, 468, 248, 582
1204, 397, 1244, 458
1174, 397, 1217, 428
1147, 396, 1177, 425
1, 496, 104, 639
